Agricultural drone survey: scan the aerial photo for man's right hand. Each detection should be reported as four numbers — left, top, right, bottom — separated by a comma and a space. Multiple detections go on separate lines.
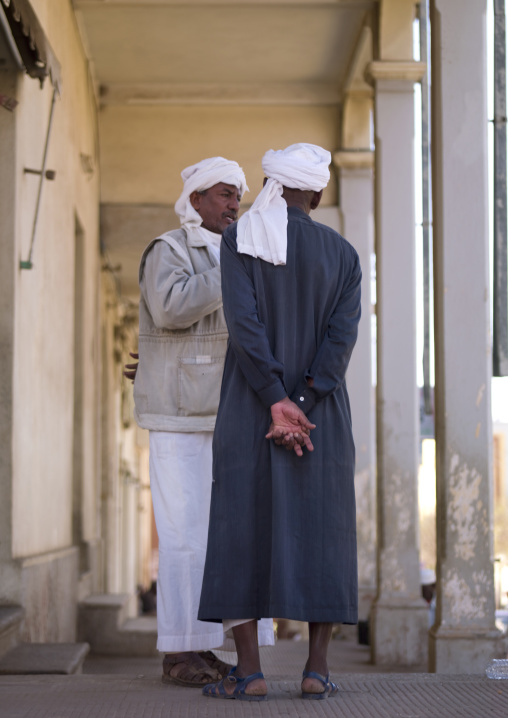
265, 397, 315, 457
124, 352, 139, 383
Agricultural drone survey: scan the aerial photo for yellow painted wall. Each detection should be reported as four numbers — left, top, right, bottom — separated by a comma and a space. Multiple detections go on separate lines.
11, 0, 100, 558
99, 104, 340, 207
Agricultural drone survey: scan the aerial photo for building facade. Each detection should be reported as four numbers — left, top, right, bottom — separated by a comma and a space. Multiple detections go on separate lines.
0, 0, 504, 672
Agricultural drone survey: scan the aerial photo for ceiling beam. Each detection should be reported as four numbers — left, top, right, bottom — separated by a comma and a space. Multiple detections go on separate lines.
343, 23, 372, 93
99, 82, 342, 106
75, 0, 374, 7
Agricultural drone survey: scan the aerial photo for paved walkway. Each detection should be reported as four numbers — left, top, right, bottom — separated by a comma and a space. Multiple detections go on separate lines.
1, 637, 507, 717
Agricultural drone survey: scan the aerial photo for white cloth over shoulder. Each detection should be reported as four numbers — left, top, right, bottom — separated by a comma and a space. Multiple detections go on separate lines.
174, 156, 248, 232
237, 143, 331, 265
194, 226, 222, 262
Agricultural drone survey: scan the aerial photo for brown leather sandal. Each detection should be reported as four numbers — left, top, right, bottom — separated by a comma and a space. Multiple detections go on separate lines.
198, 651, 234, 678
162, 651, 220, 687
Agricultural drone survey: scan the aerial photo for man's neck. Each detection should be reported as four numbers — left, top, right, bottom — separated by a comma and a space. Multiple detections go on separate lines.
281, 188, 313, 214
199, 224, 222, 236
285, 199, 309, 213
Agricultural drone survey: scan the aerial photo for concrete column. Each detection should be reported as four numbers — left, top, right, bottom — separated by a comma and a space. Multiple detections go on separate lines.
334, 150, 377, 622
0, 72, 20, 601
100, 275, 122, 595
367, 60, 430, 665
429, 0, 504, 672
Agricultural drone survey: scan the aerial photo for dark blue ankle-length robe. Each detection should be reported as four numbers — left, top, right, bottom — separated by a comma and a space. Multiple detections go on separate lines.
198, 206, 361, 625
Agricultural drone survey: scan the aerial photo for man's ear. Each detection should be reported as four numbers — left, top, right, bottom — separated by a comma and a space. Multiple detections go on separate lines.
190, 190, 201, 211
310, 190, 323, 211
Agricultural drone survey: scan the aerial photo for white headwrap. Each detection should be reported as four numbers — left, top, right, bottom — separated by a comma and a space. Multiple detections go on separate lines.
174, 156, 248, 231
236, 143, 331, 265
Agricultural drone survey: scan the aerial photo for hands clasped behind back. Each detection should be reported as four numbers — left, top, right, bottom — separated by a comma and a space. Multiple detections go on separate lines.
266, 396, 316, 457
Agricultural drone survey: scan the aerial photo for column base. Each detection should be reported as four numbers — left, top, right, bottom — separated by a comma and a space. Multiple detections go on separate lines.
429, 626, 507, 674
370, 599, 429, 665
18, 546, 79, 642
358, 584, 377, 621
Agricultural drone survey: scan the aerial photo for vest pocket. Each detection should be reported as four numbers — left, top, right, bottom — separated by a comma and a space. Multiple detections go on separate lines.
177, 356, 224, 417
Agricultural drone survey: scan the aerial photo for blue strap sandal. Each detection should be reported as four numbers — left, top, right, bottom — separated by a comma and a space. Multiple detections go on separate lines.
202, 667, 267, 701
301, 670, 339, 700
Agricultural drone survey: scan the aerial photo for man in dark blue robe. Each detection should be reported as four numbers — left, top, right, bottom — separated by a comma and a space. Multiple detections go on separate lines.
198, 144, 361, 701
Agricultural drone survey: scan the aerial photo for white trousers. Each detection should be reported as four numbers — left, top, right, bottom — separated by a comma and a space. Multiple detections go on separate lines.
149, 431, 274, 652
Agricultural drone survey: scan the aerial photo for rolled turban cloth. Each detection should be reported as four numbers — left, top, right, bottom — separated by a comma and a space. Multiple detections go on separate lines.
236, 143, 331, 265
174, 156, 248, 230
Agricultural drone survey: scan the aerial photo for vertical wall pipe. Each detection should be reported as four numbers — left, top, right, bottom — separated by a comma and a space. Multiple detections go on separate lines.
419, 0, 433, 412
493, 0, 508, 376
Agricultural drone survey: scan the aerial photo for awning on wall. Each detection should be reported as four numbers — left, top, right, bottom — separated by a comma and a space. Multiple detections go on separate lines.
0, 0, 61, 91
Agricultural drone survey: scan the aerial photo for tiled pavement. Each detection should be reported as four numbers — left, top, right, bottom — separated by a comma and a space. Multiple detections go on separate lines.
1, 637, 507, 718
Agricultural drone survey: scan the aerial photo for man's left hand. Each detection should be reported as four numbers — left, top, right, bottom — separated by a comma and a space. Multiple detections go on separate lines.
266, 397, 315, 457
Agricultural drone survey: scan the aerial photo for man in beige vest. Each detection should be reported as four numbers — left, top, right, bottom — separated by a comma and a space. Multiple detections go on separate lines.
132, 157, 274, 687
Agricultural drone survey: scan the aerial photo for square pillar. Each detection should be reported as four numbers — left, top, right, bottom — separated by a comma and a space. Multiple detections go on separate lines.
335, 150, 377, 621
0, 71, 20, 601
430, 0, 504, 672
367, 60, 430, 665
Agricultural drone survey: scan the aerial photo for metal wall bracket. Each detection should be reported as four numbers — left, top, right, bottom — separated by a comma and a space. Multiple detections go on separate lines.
19, 86, 57, 271
24, 167, 56, 180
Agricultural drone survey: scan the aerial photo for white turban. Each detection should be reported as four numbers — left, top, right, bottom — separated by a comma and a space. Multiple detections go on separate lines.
236, 143, 331, 265
174, 156, 248, 230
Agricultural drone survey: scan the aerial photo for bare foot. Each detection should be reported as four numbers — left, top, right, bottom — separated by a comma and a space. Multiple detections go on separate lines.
301, 673, 327, 695
162, 651, 219, 687
203, 670, 267, 699
301, 671, 338, 699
